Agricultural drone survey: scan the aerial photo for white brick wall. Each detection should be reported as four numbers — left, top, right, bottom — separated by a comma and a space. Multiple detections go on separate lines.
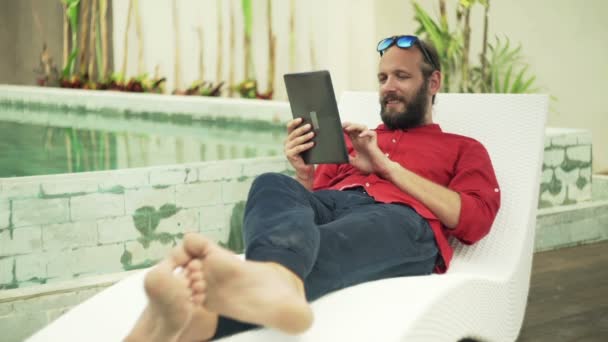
15, 254, 47, 282
42, 221, 98, 251
0, 257, 14, 284
198, 161, 242, 181
176, 182, 222, 208
47, 244, 124, 276
156, 208, 199, 235
1, 181, 40, 199
566, 145, 592, 162
242, 160, 288, 177
125, 240, 175, 266
70, 193, 125, 221
199, 205, 229, 231
543, 149, 565, 168
222, 178, 254, 203
98, 172, 148, 190
11, 198, 69, 228
125, 187, 176, 214
149, 168, 190, 186
41, 178, 98, 196
0, 227, 43, 256
0, 198, 9, 229
97, 216, 140, 244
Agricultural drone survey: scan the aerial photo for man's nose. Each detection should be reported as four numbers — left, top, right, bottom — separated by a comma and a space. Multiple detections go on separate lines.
381, 76, 397, 93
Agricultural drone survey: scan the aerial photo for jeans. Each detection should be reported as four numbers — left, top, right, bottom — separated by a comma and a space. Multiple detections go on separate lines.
212, 173, 438, 339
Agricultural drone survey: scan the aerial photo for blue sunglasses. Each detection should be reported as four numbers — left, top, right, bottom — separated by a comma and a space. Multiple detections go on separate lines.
376, 35, 439, 71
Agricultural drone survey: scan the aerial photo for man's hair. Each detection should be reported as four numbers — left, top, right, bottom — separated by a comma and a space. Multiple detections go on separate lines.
417, 40, 440, 104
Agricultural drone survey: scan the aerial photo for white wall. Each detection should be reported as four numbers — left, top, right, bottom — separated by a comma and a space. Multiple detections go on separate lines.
112, 0, 608, 172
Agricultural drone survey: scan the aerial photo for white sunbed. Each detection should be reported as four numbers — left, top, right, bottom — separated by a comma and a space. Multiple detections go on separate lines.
26, 92, 548, 342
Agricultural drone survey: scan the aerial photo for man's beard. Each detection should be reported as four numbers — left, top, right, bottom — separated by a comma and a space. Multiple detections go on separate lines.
379, 79, 430, 130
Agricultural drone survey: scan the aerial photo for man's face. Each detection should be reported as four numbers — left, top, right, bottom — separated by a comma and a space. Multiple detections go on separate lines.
377, 46, 431, 130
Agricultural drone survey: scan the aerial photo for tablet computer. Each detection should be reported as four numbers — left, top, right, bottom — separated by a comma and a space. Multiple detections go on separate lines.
283, 70, 349, 164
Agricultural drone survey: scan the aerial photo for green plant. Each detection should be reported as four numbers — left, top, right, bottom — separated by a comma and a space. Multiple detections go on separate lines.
412, 0, 539, 94
61, 0, 81, 77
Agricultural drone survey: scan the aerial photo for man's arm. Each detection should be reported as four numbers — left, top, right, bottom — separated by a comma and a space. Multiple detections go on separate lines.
382, 162, 461, 229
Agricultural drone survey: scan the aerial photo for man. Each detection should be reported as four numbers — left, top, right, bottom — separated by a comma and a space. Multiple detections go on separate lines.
125, 35, 500, 342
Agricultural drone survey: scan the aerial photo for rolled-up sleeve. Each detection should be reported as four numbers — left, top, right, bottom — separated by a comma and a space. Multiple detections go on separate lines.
448, 141, 501, 244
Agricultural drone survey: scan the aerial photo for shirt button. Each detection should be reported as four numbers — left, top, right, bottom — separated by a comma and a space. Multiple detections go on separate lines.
494, 188, 500, 193
385, 153, 390, 157
365, 182, 370, 187
392, 139, 397, 143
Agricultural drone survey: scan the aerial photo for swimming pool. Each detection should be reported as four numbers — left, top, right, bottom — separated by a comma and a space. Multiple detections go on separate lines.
0, 100, 285, 177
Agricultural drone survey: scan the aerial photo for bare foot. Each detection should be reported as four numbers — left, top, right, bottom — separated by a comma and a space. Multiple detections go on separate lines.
176, 259, 219, 342
125, 248, 198, 342
183, 234, 314, 334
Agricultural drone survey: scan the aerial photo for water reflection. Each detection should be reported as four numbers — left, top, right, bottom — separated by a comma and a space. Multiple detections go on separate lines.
0, 110, 284, 178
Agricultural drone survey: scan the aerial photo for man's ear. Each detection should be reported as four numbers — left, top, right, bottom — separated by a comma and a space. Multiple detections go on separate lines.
429, 70, 442, 95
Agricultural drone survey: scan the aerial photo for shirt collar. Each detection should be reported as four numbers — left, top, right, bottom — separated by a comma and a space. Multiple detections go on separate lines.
375, 123, 442, 133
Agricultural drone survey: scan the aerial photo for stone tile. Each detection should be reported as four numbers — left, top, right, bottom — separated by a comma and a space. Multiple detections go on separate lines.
242, 160, 288, 177
1, 181, 41, 199
0, 302, 13, 316
199, 205, 229, 231
47, 244, 124, 277
149, 168, 190, 186
176, 182, 222, 208
125, 240, 174, 267
70, 193, 125, 221
42, 221, 98, 251
554, 168, 579, 188
0, 257, 14, 284
566, 145, 592, 163
98, 172, 148, 190
198, 161, 242, 181
543, 148, 565, 168
125, 187, 176, 214
0, 198, 9, 230
221, 178, 254, 204
97, 216, 140, 244
15, 253, 47, 282
41, 178, 98, 196
0, 226, 43, 257
551, 134, 578, 147
539, 186, 566, 207
156, 208, 199, 235
11, 198, 69, 228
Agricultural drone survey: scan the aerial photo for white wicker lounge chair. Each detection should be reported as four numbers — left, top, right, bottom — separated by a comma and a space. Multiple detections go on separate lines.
26, 92, 548, 342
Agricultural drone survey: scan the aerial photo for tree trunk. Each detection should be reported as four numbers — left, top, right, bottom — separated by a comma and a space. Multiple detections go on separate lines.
461, 8, 471, 92
100, 0, 109, 79
63, 3, 70, 68
216, 0, 223, 84
266, 0, 275, 94
78, 0, 91, 76
480, 0, 490, 92
134, 0, 145, 75
121, 0, 133, 77
229, 1, 235, 96
197, 26, 205, 81
88, 0, 98, 81
172, 0, 181, 90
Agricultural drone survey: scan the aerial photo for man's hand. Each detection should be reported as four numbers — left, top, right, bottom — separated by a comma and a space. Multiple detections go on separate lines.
284, 118, 316, 189
342, 122, 394, 178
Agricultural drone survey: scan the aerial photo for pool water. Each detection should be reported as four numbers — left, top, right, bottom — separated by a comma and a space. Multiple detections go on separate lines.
0, 107, 284, 178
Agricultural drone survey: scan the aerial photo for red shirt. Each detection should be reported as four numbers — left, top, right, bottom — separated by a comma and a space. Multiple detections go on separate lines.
313, 123, 501, 273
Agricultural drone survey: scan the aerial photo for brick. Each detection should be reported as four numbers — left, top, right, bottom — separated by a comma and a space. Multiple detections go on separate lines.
15, 253, 47, 281
539, 186, 566, 207
42, 221, 98, 251
0, 198, 9, 229
567, 184, 591, 204
47, 244, 124, 277
156, 208, 199, 235
149, 168, 196, 186
243, 160, 288, 177
543, 148, 565, 168
70, 193, 125, 221
222, 178, 253, 203
1, 181, 41, 199
0, 257, 14, 284
12, 198, 69, 228
577, 132, 593, 145
543, 136, 551, 149
41, 178, 98, 196
202, 229, 228, 244
98, 172, 148, 190
0, 226, 43, 256
97, 216, 140, 244
566, 145, 592, 163
125, 240, 175, 266
125, 187, 176, 214
199, 205, 229, 231
198, 161, 242, 181
580, 167, 592, 179
555, 167, 580, 187
541, 168, 553, 184
551, 134, 577, 147
176, 182, 222, 208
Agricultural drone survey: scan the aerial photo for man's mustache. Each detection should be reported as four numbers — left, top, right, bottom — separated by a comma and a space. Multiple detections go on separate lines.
381, 93, 406, 105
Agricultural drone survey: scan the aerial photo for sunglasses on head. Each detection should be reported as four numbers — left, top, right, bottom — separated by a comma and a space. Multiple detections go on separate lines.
376, 35, 439, 71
